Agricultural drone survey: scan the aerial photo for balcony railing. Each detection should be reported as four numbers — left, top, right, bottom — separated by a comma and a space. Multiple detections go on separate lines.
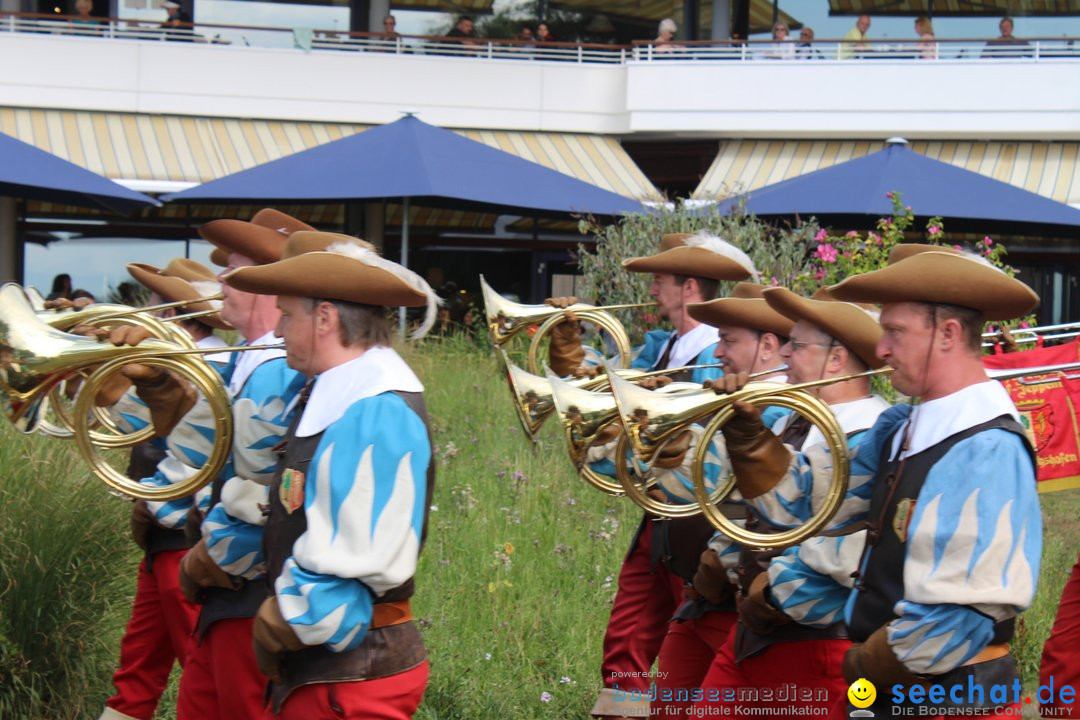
2, 11, 1077, 65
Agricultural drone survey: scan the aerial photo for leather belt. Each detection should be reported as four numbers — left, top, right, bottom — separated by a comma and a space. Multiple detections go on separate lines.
961, 643, 1009, 667
371, 600, 413, 629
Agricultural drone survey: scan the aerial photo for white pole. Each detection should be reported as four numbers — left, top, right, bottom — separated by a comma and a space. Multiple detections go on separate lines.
398, 197, 409, 337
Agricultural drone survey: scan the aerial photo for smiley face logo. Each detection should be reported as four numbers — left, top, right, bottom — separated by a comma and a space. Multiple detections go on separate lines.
847, 678, 876, 708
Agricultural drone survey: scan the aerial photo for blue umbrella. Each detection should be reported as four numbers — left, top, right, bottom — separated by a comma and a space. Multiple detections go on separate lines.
0, 132, 159, 214
709, 142, 1080, 237
163, 114, 643, 331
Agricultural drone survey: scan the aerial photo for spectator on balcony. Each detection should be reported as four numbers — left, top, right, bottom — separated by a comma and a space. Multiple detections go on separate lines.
915, 15, 937, 59
446, 15, 478, 42
838, 14, 870, 59
160, 0, 194, 41
795, 26, 822, 59
763, 21, 795, 59
536, 22, 556, 43
982, 16, 1030, 57
653, 17, 685, 54
381, 14, 400, 39
69, 0, 101, 33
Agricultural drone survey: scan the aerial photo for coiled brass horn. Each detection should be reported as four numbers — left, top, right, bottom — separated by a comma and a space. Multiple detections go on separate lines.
0, 283, 233, 500
608, 366, 891, 550
480, 275, 645, 373
546, 369, 702, 496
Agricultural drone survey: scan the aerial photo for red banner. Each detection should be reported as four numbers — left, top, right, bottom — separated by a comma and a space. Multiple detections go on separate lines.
984, 341, 1080, 494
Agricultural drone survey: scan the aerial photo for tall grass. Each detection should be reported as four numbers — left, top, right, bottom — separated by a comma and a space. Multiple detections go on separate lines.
0, 425, 137, 719
0, 337, 1076, 718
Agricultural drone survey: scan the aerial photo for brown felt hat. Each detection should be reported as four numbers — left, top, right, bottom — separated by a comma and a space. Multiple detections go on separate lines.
763, 287, 885, 369
200, 209, 315, 267
828, 251, 1039, 321
622, 232, 757, 282
887, 243, 961, 265
224, 233, 438, 337
686, 295, 795, 338
127, 259, 232, 330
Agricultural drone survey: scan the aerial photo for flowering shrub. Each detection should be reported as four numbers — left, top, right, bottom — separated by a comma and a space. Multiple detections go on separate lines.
577, 193, 1026, 345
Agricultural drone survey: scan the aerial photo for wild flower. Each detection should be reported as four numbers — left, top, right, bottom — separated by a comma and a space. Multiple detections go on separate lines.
813, 244, 838, 263
560, 676, 573, 684
540, 692, 552, 703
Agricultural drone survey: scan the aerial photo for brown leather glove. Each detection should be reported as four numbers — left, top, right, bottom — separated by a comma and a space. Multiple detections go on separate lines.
130, 499, 155, 551
572, 364, 602, 379
691, 547, 736, 605
178, 538, 235, 603
252, 596, 306, 684
544, 296, 579, 309
549, 312, 585, 377
654, 429, 692, 469
739, 571, 791, 635
722, 401, 791, 499
121, 364, 196, 438
705, 371, 750, 395
842, 625, 926, 692
183, 504, 204, 547
637, 374, 673, 391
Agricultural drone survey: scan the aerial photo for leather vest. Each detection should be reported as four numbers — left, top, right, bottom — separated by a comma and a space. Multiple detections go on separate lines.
127, 442, 189, 560
848, 415, 1033, 644
732, 420, 856, 662
264, 390, 434, 711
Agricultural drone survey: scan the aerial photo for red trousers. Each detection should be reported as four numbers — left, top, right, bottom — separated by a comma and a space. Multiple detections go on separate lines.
653, 610, 738, 719
695, 624, 848, 718
105, 550, 200, 720
176, 617, 266, 720
602, 519, 685, 692
267, 661, 430, 719
1040, 552, 1080, 716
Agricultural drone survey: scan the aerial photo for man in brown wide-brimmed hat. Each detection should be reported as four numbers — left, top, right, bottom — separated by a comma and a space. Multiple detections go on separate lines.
544, 232, 758, 719
712, 251, 1042, 716
686, 288, 892, 717
222, 232, 437, 719
96, 257, 230, 720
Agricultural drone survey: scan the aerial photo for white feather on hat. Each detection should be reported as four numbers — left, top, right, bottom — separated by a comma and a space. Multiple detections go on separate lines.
683, 232, 759, 278
325, 241, 442, 340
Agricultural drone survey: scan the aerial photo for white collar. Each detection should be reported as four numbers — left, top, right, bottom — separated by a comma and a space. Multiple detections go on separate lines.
296, 346, 424, 437
195, 334, 230, 364
890, 380, 1020, 459
666, 322, 717, 370
228, 330, 285, 396
777, 395, 891, 449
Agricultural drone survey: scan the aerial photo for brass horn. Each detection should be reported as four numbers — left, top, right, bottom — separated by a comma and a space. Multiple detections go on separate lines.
480, 275, 645, 373
498, 348, 728, 442
546, 369, 702, 496
608, 366, 890, 550
0, 283, 233, 500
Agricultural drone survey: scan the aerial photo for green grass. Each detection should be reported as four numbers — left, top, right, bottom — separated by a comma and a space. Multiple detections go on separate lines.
0, 337, 1076, 719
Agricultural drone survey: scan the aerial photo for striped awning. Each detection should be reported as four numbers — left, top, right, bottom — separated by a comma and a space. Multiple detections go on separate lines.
0, 106, 660, 204
392, 0, 494, 12
828, 0, 1076, 16
693, 140, 1080, 208
548, 0, 801, 35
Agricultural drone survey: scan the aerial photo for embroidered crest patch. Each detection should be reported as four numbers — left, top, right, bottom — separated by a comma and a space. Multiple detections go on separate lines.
892, 498, 916, 543
279, 468, 305, 514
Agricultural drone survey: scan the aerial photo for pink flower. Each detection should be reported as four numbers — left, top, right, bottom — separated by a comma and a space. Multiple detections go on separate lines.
845, 230, 859, 237
540, 692, 552, 703
952, 245, 963, 251
1020, 321, 1030, 329
814, 269, 826, 281
927, 225, 941, 236
885, 191, 895, 199
843, 251, 852, 258
814, 229, 828, 242
814, 243, 839, 263
867, 232, 882, 245
983, 237, 994, 246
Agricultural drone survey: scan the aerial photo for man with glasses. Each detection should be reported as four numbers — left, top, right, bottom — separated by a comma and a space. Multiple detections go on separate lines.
796, 26, 822, 59
690, 289, 890, 715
